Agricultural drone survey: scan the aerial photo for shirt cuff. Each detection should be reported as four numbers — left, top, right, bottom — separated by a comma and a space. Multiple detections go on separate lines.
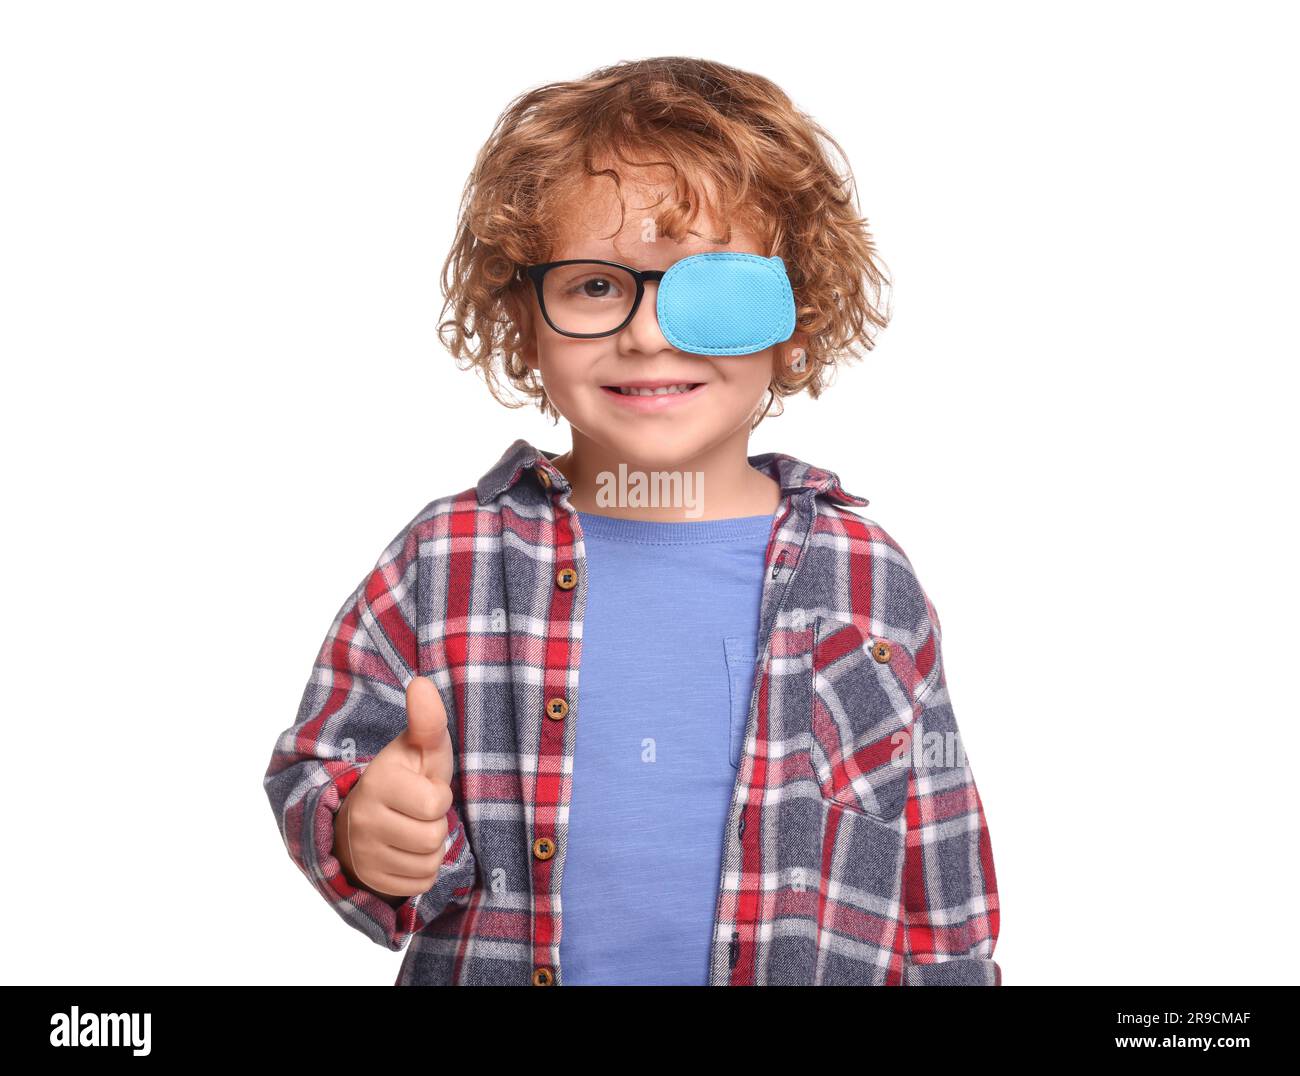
904, 958, 1002, 986
304, 766, 426, 951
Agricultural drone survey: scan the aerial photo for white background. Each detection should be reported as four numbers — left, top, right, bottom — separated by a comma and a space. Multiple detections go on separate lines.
2, 1, 1295, 985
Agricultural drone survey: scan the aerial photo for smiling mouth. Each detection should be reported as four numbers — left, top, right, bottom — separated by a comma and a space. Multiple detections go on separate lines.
601, 383, 704, 397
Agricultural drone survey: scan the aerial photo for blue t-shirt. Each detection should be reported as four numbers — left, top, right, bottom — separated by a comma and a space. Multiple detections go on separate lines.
557, 509, 774, 985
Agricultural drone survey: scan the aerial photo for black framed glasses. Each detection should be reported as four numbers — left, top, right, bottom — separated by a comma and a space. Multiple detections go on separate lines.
524, 259, 666, 339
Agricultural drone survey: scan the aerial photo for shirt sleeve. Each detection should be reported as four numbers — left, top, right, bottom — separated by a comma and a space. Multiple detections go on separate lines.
900, 592, 1002, 986
262, 514, 477, 951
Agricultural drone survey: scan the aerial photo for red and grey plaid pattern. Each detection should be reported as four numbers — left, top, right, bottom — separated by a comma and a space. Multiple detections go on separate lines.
264, 438, 1001, 985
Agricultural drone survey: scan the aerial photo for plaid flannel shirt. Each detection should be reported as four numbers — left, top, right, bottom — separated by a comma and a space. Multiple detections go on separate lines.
264, 437, 1001, 985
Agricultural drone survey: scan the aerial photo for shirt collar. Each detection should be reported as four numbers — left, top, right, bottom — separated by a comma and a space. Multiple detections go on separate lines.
475, 437, 869, 507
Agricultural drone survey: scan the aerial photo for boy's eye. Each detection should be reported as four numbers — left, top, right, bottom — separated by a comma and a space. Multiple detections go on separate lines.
564, 274, 624, 300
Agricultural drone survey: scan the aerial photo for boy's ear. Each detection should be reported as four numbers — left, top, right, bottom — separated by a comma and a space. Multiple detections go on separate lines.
780, 330, 810, 374
509, 286, 540, 371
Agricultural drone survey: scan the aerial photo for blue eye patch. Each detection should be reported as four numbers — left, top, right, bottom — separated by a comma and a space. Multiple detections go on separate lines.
655, 252, 796, 356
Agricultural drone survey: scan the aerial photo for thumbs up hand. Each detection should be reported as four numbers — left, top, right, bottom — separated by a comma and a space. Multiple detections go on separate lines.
334, 676, 457, 900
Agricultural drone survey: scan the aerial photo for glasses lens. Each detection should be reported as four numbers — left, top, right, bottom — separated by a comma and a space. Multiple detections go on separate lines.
541, 263, 638, 336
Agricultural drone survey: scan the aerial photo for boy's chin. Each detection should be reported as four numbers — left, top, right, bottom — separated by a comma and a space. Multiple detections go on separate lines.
582, 424, 732, 470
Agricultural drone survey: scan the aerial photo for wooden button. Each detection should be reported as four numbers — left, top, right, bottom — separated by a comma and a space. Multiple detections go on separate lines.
537, 468, 552, 489
556, 567, 578, 590
532, 965, 555, 986
545, 697, 568, 720
871, 640, 892, 664
532, 836, 556, 860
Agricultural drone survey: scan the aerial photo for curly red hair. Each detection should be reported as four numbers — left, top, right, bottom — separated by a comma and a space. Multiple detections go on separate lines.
437, 56, 892, 427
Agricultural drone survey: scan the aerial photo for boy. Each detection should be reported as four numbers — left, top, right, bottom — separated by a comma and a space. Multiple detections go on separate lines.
264, 56, 1001, 986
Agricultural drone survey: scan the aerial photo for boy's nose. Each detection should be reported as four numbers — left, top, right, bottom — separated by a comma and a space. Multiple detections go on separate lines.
618, 280, 675, 355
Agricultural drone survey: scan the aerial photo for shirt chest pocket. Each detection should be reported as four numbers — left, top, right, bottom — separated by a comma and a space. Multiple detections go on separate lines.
807, 616, 920, 822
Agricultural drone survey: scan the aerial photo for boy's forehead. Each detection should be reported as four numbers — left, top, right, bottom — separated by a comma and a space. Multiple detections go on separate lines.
548, 171, 767, 262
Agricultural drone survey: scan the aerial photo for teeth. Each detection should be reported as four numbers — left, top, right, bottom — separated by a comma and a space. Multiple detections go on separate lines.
615, 384, 696, 396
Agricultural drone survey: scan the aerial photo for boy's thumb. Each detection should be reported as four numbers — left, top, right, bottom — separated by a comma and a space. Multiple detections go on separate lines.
404, 675, 449, 754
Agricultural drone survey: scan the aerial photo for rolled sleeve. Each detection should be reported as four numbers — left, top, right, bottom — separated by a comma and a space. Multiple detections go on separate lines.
297, 762, 476, 950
